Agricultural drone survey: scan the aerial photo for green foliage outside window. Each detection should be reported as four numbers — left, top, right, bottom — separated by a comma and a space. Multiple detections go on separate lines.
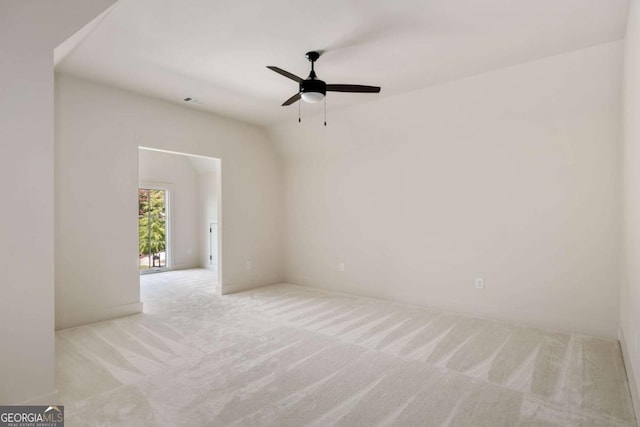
139, 189, 166, 257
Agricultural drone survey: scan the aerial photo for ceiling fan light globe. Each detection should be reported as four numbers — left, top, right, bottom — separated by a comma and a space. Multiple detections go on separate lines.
301, 92, 324, 103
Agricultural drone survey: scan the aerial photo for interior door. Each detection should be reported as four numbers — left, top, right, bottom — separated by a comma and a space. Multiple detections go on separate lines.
209, 222, 218, 270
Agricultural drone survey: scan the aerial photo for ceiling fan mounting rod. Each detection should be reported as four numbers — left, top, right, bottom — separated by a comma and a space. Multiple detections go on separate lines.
306, 51, 320, 76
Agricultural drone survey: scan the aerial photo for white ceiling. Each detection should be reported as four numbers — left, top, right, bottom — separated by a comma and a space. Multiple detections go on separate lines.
55, 0, 629, 126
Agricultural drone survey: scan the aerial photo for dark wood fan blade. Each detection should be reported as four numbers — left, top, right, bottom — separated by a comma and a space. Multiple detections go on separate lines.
267, 66, 303, 83
326, 84, 381, 93
282, 93, 301, 106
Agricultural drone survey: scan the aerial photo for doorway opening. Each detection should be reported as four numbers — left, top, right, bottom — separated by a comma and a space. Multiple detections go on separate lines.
137, 147, 222, 292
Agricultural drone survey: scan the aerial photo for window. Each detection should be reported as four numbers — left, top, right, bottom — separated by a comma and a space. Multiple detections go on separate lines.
138, 188, 169, 272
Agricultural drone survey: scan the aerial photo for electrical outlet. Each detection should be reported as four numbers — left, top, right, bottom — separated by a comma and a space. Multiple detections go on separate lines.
246, 260, 253, 270
338, 262, 345, 272
475, 278, 484, 289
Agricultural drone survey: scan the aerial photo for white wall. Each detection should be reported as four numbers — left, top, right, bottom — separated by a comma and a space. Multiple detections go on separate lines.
0, 0, 116, 404
621, 0, 640, 415
55, 73, 283, 329
138, 149, 201, 270
269, 41, 622, 338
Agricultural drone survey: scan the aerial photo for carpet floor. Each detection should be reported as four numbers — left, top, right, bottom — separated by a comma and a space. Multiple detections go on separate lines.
56, 269, 637, 426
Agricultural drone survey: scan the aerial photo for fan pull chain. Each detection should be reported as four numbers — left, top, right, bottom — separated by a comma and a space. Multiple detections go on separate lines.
324, 97, 327, 126
298, 99, 301, 123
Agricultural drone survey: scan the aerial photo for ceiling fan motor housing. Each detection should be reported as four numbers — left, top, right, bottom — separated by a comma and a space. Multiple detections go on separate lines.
300, 79, 326, 97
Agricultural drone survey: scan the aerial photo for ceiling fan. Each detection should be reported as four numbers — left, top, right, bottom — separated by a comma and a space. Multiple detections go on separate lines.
267, 51, 381, 107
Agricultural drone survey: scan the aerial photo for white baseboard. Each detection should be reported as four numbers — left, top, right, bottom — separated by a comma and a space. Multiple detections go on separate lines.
620, 328, 640, 426
56, 302, 143, 330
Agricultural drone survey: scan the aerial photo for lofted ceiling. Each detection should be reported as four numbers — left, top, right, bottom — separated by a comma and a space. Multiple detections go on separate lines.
55, 0, 630, 126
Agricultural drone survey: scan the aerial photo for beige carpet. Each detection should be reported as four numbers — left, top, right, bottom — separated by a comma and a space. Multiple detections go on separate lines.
56, 269, 637, 426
